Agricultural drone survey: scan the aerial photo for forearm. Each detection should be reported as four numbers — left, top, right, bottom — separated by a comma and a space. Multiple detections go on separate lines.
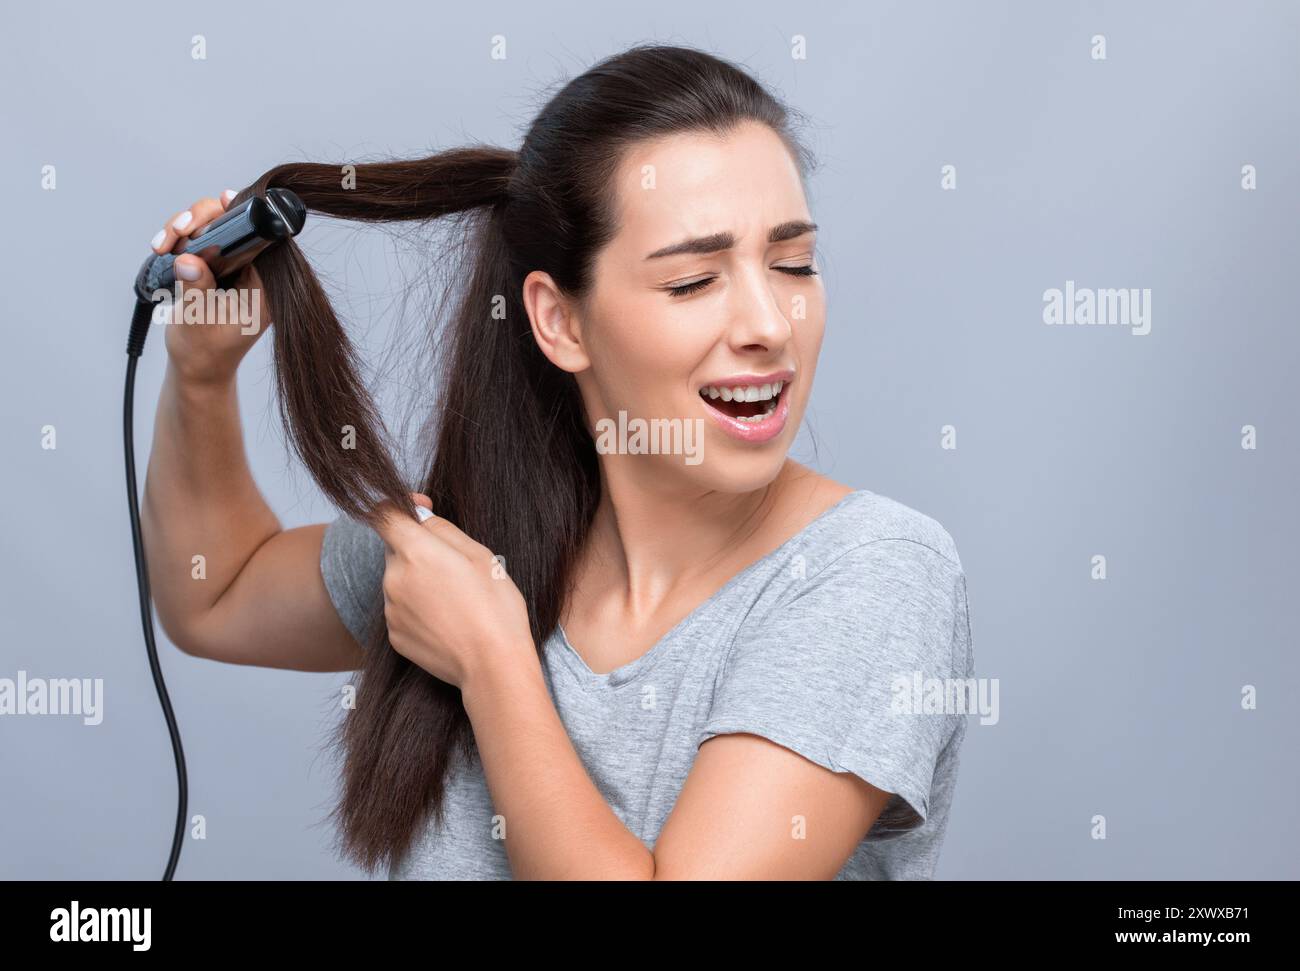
461, 651, 655, 880
139, 362, 281, 647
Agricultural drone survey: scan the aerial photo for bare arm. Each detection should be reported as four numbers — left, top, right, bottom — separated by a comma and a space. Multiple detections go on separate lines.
138, 192, 362, 672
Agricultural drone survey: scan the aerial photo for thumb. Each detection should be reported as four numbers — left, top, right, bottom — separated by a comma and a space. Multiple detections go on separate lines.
174, 253, 216, 294
411, 493, 434, 522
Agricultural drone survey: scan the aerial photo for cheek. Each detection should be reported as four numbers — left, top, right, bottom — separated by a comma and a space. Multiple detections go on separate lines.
588, 293, 713, 407
801, 315, 826, 356
790, 297, 826, 401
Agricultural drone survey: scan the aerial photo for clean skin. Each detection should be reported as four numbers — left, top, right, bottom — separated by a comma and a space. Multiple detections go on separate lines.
142, 119, 891, 879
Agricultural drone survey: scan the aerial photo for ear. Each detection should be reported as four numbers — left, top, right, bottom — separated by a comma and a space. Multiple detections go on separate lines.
522, 269, 590, 374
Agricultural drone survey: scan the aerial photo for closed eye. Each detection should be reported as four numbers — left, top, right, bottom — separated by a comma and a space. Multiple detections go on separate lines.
665, 264, 819, 298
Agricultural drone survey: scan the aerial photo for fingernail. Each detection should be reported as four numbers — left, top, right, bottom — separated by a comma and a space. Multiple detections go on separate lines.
415, 507, 434, 523
223, 189, 237, 203
150, 229, 166, 250
172, 211, 193, 231
175, 259, 201, 282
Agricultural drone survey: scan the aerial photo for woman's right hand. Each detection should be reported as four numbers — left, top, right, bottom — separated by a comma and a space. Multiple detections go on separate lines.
151, 190, 272, 385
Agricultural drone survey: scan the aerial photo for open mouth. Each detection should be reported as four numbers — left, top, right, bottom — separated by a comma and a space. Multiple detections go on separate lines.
697, 379, 787, 423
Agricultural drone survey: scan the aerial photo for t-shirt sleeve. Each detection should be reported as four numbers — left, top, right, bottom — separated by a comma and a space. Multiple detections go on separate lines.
697, 538, 969, 839
319, 513, 387, 648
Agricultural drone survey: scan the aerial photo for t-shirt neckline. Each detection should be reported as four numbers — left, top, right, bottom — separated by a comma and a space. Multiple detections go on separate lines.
550, 488, 875, 688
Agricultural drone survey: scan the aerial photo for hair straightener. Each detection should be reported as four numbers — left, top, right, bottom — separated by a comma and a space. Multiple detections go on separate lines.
125, 188, 307, 880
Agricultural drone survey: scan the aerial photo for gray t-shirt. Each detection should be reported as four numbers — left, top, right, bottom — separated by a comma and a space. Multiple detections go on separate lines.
320, 488, 974, 880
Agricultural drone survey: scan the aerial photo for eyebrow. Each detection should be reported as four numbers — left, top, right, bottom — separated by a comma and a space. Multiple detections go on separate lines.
644, 220, 818, 260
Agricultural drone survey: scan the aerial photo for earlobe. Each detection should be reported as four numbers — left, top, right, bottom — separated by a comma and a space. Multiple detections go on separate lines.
523, 269, 590, 374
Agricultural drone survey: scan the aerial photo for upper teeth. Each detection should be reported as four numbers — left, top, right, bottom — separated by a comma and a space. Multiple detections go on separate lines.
699, 380, 784, 402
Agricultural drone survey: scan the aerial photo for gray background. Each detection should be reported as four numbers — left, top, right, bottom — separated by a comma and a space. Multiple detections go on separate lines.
2, 0, 1296, 879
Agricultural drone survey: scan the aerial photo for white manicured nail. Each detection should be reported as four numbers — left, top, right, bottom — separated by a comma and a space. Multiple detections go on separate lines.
172, 211, 193, 231
415, 507, 434, 522
223, 189, 237, 203
150, 229, 166, 250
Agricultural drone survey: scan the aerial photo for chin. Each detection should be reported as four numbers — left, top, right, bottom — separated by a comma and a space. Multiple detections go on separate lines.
672, 418, 795, 494
683, 455, 789, 497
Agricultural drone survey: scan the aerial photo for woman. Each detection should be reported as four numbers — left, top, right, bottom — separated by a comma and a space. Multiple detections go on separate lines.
142, 43, 973, 880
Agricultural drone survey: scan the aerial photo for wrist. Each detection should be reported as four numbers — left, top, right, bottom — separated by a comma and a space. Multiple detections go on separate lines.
165, 358, 238, 399
461, 642, 545, 721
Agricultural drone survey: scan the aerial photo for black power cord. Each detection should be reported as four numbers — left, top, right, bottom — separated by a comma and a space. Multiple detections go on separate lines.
125, 298, 188, 881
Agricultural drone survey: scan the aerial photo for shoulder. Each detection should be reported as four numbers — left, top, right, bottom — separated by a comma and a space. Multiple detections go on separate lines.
797, 489, 963, 584
708, 490, 973, 827
730, 487, 971, 668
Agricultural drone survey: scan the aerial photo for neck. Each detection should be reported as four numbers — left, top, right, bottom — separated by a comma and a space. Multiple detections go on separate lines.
574, 458, 801, 621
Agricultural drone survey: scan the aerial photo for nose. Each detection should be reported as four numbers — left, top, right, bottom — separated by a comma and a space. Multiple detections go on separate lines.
725, 262, 795, 353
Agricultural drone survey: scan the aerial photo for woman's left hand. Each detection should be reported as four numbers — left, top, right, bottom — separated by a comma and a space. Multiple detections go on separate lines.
372, 493, 534, 690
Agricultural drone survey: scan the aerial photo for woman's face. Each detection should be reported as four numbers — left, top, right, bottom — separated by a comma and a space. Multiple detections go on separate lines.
563, 120, 826, 496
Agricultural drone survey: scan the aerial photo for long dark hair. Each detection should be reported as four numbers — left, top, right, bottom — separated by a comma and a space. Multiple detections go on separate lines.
236, 43, 814, 873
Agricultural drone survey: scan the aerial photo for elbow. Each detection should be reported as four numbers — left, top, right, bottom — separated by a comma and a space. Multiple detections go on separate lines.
153, 606, 214, 660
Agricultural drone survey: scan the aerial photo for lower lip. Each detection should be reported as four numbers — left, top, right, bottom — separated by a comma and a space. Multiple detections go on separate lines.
698, 388, 791, 444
